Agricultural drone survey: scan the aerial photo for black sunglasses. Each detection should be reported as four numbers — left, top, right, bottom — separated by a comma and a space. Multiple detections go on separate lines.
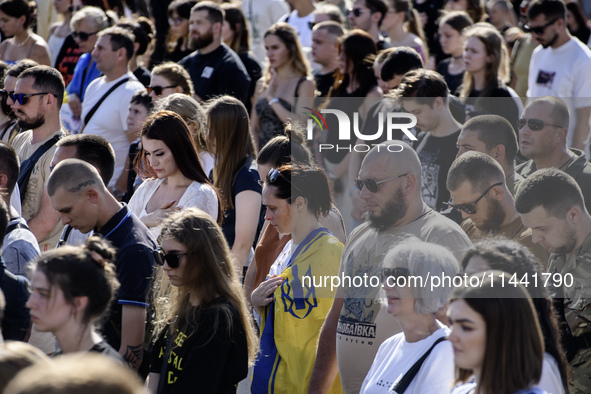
355, 173, 408, 193
446, 182, 503, 215
523, 17, 560, 35
154, 248, 187, 269
147, 85, 178, 96
518, 118, 564, 131
72, 30, 99, 41
0, 89, 8, 101
382, 267, 410, 285
9, 92, 54, 105
347, 8, 367, 17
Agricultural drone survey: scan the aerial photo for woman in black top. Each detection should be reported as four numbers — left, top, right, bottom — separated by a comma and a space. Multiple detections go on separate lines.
164, 0, 197, 63
437, 11, 473, 96
147, 208, 258, 394
26, 237, 122, 361
566, 2, 591, 46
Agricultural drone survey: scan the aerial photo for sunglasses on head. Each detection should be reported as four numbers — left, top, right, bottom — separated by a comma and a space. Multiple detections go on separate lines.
518, 118, 564, 131
382, 267, 410, 284
72, 30, 99, 41
154, 248, 187, 269
347, 8, 367, 17
446, 182, 503, 215
354, 173, 408, 193
523, 17, 560, 35
9, 92, 53, 105
147, 85, 178, 96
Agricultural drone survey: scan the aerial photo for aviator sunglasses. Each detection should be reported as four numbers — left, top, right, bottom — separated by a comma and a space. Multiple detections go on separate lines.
154, 248, 187, 268
355, 173, 408, 193
518, 118, 564, 131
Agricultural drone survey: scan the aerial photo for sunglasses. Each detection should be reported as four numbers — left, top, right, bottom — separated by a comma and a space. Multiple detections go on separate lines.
9, 92, 54, 105
354, 173, 408, 193
0, 89, 8, 101
382, 267, 410, 285
72, 30, 99, 41
154, 248, 187, 269
347, 8, 368, 17
518, 118, 564, 131
446, 182, 503, 215
147, 85, 178, 96
523, 17, 559, 35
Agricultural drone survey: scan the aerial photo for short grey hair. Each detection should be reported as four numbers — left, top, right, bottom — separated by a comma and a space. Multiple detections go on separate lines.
383, 239, 459, 315
71, 6, 110, 31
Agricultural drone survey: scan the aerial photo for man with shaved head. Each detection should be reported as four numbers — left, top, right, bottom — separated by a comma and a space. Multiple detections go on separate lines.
309, 141, 471, 394
47, 159, 156, 371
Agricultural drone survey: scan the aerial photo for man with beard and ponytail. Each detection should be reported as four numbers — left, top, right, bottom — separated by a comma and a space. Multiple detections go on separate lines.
446, 151, 549, 269
10, 66, 66, 251
179, 1, 251, 106
308, 141, 471, 394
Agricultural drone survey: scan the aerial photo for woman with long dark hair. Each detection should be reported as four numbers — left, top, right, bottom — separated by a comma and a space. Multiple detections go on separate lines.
130, 111, 221, 239
437, 11, 473, 95
163, 0, 196, 63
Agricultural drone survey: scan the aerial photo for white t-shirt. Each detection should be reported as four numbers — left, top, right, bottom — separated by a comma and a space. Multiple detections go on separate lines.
268, 240, 296, 276
360, 323, 453, 394
538, 353, 565, 394
280, 9, 314, 48
81, 73, 145, 189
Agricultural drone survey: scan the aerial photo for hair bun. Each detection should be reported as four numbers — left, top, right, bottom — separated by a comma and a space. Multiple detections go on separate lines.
84, 236, 116, 268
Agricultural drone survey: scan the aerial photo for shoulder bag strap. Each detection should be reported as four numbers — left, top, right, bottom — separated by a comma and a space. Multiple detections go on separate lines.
82, 77, 130, 128
17, 134, 62, 202
392, 336, 448, 394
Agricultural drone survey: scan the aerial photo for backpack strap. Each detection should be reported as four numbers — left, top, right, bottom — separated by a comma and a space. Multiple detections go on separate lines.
392, 336, 448, 393
17, 133, 62, 202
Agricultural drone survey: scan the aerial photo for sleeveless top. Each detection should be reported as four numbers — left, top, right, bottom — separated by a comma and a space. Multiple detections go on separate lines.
0, 39, 35, 65
255, 75, 307, 149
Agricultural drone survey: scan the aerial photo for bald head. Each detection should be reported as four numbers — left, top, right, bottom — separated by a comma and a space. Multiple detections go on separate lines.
364, 141, 422, 184
48, 159, 107, 197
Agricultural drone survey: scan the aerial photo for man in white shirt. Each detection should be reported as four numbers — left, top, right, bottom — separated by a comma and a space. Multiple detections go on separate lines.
526, 0, 591, 151
81, 26, 145, 190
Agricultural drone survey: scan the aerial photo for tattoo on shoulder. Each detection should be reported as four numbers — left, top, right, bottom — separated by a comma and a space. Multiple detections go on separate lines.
67, 179, 95, 193
123, 344, 144, 368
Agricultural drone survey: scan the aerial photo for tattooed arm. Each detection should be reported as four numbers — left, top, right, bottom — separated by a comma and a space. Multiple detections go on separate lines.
120, 304, 146, 369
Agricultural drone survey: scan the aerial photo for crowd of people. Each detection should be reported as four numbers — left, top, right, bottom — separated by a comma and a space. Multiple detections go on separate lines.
0, 0, 589, 392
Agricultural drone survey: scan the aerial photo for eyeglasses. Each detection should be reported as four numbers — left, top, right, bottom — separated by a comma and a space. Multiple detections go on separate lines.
147, 85, 178, 96
154, 248, 187, 269
518, 118, 564, 131
9, 92, 54, 105
446, 182, 503, 215
382, 267, 410, 285
523, 17, 560, 35
355, 173, 408, 193
347, 8, 368, 17
72, 30, 99, 41
168, 17, 186, 26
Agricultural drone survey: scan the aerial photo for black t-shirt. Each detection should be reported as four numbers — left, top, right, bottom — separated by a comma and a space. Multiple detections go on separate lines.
238, 52, 262, 114
313, 67, 335, 98
149, 298, 249, 394
179, 44, 251, 106
133, 66, 151, 87
96, 205, 157, 350
437, 58, 464, 96
464, 86, 519, 131
415, 130, 461, 212
54, 35, 83, 87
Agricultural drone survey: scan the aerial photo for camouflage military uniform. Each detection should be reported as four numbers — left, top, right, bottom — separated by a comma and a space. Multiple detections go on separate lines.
549, 233, 591, 393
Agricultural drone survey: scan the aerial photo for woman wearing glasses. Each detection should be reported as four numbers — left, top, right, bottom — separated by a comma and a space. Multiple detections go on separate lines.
251, 22, 315, 150
0, 0, 51, 66
164, 0, 196, 63
148, 62, 194, 106
449, 272, 547, 394
129, 110, 221, 239
460, 23, 519, 129
360, 241, 458, 394
147, 208, 258, 394
26, 237, 122, 360
250, 164, 344, 394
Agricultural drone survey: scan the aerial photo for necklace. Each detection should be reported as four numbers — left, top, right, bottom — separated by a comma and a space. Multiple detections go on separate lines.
13, 33, 31, 47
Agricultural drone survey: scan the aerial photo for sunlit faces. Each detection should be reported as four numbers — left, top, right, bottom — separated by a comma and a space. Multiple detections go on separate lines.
348, 0, 372, 31
447, 0, 469, 12
519, 205, 578, 254
383, 275, 415, 317
262, 185, 292, 236
439, 23, 464, 56
4, 74, 17, 108
527, 14, 560, 48
518, 103, 565, 160
463, 36, 492, 74
141, 137, 180, 179
311, 29, 338, 66
12, 76, 47, 130
379, 3, 403, 32
449, 181, 505, 231
126, 102, 150, 135
53, 0, 70, 14
160, 237, 188, 287
448, 299, 487, 376
221, 19, 233, 45
50, 186, 99, 233
169, 11, 190, 40
92, 35, 120, 74
148, 74, 181, 105
27, 270, 77, 333
401, 98, 440, 131
456, 129, 489, 157
189, 10, 215, 50
75, 19, 101, 54
0, 10, 25, 37
265, 34, 290, 69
